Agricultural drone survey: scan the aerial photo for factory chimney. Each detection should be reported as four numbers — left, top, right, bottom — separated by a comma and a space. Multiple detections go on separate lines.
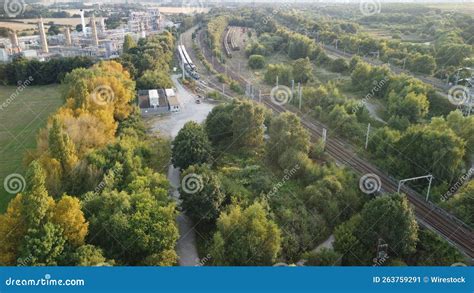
64, 27, 72, 46
9, 30, 19, 50
37, 17, 49, 53
80, 9, 86, 37
90, 15, 99, 46
98, 17, 106, 34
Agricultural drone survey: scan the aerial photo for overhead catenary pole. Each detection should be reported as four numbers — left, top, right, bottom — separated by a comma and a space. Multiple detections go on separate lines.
298, 86, 302, 111
322, 128, 327, 150
365, 123, 371, 149
397, 174, 434, 201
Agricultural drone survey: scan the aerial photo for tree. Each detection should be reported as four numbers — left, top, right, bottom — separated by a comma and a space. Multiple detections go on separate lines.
83, 189, 178, 265
205, 103, 234, 146
292, 57, 314, 83
264, 63, 293, 85
0, 161, 89, 265
231, 100, 266, 150
48, 118, 78, 179
51, 195, 88, 247
267, 112, 310, 166
355, 194, 418, 257
394, 123, 465, 181
441, 181, 474, 227
248, 55, 266, 69
210, 202, 281, 265
21, 222, 66, 266
72, 245, 109, 266
387, 91, 429, 123
179, 164, 226, 223
409, 229, 465, 266
136, 70, 173, 90
172, 121, 212, 170
304, 248, 342, 266
48, 24, 61, 35
408, 54, 436, 75
123, 34, 137, 54
331, 58, 350, 73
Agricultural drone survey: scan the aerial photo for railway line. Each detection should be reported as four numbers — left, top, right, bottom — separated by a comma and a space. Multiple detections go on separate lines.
192, 27, 474, 260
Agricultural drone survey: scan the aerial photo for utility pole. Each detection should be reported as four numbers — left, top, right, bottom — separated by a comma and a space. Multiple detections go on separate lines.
291, 79, 295, 94
276, 76, 279, 87
365, 123, 371, 150
322, 128, 327, 150
298, 86, 302, 111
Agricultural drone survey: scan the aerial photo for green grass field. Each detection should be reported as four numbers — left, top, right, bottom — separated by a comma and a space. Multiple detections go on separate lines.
0, 84, 63, 212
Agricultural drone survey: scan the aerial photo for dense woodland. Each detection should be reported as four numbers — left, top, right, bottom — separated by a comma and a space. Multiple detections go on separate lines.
203, 7, 473, 229
0, 32, 178, 266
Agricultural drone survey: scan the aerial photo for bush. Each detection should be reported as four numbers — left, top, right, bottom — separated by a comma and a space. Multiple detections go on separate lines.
248, 55, 266, 69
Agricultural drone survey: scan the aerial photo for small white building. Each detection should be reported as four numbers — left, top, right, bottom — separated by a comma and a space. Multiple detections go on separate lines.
168, 95, 181, 113
149, 89, 159, 108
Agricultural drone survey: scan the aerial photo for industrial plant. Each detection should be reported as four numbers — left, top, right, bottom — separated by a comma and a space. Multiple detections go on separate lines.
0, 8, 163, 62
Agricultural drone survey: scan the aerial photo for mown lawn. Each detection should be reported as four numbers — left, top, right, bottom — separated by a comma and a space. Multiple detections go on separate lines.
0, 84, 63, 212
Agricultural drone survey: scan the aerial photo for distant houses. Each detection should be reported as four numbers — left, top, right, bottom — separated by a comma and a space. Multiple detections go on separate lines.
138, 88, 181, 115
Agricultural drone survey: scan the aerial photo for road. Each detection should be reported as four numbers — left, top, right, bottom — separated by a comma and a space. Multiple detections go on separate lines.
148, 74, 216, 266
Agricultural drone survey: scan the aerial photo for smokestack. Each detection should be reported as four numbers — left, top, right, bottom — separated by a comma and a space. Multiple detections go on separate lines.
64, 27, 72, 46
9, 30, 19, 49
80, 9, 86, 37
90, 16, 99, 47
37, 17, 49, 53
99, 17, 106, 34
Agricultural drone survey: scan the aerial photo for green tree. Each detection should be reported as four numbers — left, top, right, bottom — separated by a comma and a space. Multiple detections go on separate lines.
355, 194, 418, 257
231, 100, 266, 150
304, 248, 342, 266
179, 164, 226, 223
210, 202, 281, 265
409, 229, 465, 266
73, 245, 108, 266
123, 34, 137, 54
387, 91, 429, 123
267, 112, 310, 166
47, 118, 78, 190
172, 121, 212, 170
292, 57, 314, 83
205, 103, 234, 146
248, 55, 266, 69
83, 189, 178, 265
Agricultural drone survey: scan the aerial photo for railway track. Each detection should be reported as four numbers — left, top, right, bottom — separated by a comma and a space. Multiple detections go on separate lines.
193, 28, 474, 260
263, 100, 473, 260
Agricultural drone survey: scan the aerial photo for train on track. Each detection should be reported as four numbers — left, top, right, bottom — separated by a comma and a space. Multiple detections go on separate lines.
177, 44, 200, 80
224, 27, 240, 58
